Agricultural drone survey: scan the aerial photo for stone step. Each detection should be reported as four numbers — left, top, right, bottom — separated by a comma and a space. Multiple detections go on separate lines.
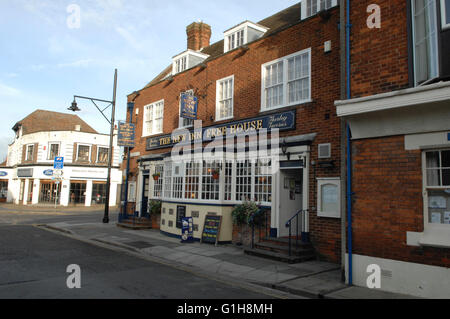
244, 248, 316, 264
261, 237, 312, 247
255, 241, 314, 256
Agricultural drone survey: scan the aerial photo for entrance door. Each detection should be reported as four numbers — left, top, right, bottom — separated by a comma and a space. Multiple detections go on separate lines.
278, 169, 303, 237
141, 175, 150, 216
26, 180, 33, 204
39, 182, 61, 205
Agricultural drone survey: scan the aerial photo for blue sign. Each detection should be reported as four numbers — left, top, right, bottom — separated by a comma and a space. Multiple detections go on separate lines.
118, 122, 136, 147
180, 93, 198, 120
448, 133, 450, 141
43, 170, 54, 176
146, 110, 296, 151
54, 157, 64, 169
0, 171, 7, 177
181, 217, 194, 243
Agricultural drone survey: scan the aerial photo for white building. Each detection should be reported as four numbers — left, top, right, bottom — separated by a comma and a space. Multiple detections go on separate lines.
0, 110, 122, 207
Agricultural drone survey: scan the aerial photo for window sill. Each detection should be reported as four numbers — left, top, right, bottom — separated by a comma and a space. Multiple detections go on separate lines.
215, 116, 234, 123
407, 227, 450, 248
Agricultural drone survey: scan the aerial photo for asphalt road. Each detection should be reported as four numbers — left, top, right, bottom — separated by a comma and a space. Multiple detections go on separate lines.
0, 207, 278, 299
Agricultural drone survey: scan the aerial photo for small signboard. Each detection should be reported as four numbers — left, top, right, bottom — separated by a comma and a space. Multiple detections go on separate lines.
54, 157, 64, 170
181, 217, 194, 243
180, 93, 198, 120
201, 215, 222, 246
0, 171, 7, 177
118, 122, 136, 148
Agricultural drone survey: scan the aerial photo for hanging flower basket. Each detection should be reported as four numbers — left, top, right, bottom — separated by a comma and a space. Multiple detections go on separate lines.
211, 169, 220, 180
152, 173, 161, 181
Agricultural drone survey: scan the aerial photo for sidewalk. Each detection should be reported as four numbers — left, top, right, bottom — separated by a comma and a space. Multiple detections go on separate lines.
38, 220, 419, 299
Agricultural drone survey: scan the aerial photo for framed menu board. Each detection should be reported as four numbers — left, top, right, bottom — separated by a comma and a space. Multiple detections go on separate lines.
201, 215, 222, 246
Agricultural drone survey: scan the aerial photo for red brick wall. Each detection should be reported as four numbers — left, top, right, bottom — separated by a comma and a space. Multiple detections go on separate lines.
351, 135, 450, 267
125, 8, 343, 262
350, 0, 410, 98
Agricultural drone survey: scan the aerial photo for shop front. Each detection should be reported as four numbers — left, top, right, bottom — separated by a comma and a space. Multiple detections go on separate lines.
139, 111, 314, 242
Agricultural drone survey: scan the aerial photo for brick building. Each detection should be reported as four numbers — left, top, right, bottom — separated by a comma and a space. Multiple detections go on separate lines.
123, 1, 344, 262
336, 0, 450, 297
3, 110, 121, 207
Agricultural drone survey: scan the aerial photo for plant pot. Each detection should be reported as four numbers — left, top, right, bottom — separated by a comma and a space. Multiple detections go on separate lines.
212, 173, 220, 180
153, 175, 160, 181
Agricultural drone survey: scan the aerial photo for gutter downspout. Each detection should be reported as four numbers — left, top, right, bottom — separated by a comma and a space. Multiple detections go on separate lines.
122, 98, 137, 221
345, 0, 353, 286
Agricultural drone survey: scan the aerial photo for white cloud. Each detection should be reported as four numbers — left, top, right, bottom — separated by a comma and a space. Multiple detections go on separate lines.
0, 83, 21, 97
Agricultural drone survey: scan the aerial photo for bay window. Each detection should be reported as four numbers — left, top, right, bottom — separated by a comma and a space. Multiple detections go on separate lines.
151, 158, 273, 205
261, 49, 311, 111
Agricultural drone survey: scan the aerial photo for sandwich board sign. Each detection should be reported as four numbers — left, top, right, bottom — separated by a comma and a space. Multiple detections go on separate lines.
54, 157, 64, 170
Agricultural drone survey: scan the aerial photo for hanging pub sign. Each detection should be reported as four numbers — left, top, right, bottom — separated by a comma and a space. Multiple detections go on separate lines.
146, 110, 296, 151
180, 93, 198, 120
118, 122, 136, 148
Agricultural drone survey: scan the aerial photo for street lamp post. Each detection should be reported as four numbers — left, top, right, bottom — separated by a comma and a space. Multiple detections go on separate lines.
68, 69, 118, 224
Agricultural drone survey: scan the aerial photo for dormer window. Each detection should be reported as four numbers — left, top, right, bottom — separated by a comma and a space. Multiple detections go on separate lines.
301, 0, 338, 20
227, 29, 245, 51
175, 56, 187, 73
172, 50, 209, 75
223, 21, 268, 53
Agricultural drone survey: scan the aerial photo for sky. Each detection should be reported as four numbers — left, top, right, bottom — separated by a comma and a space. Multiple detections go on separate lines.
0, 0, 301, 162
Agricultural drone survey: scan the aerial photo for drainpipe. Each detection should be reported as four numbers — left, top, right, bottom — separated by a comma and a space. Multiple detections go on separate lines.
345, 0, 353, 286
122, 98, 137, 220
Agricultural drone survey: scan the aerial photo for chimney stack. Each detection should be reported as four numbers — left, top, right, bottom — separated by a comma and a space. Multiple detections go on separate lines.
186, 21, 211, 51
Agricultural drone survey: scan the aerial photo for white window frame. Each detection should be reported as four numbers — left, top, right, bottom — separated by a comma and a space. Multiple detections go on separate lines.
301, 0, 338, 20
261, 48, 312, 111
317, 178, 341, 218
422, 149, 450, 228
179, 90, 194, 128
143, 99, 164, 137
97, 146, 109, 163
411, 0, 440, 86
25, 144, 34, 161
216, 75, 234, 121
47, 142, 60, 160
442, 0, 450, 29
76, 144, 91, 162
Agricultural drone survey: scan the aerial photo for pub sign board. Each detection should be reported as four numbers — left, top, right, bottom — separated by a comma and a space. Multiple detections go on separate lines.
146, 110, 296, 151
118, 122, 136, 148
180, 93, 198, 120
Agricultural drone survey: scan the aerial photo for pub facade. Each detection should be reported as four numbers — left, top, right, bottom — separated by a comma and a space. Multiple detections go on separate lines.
124, 1, 343, 262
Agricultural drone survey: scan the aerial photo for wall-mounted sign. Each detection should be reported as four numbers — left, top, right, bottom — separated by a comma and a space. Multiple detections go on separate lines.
146, 110, 296, 151
118, 122, 136, 148
17, 168, 33, 178
448, 132, 450, 141
180, 93, 198, 120
0, 171, 8, 177
43, 170, 54, 176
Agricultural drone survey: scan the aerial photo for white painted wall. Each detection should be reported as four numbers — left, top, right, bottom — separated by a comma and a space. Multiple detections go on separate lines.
346, 253, 450, 299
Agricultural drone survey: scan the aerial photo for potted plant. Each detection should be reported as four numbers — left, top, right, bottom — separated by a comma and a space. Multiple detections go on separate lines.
152, 172, 161, 181
211, 169, 220, 180
232, 201, 259, 246
148, 199, 162, 215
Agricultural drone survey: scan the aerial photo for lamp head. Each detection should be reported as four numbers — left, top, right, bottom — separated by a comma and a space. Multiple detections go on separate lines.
68, 99, 81, 112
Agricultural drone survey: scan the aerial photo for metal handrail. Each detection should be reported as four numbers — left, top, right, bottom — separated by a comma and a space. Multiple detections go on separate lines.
285, 209, 308, 256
